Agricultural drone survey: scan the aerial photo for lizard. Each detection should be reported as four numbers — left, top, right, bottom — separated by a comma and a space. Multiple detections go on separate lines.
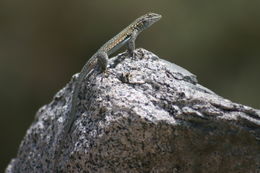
53, 13, 161, 169
65, 12, 162, 135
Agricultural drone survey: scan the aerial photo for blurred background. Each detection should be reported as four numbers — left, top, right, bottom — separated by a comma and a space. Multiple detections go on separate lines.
1, 0, 259, 171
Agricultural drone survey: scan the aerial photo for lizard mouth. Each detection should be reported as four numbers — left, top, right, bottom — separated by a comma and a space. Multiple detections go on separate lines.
148, 13, 162, 21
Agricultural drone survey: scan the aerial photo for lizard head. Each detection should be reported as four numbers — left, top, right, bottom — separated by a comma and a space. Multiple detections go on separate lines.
134, 12, 162, 32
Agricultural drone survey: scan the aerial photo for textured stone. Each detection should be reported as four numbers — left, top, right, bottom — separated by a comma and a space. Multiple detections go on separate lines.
6, 48, 260, 173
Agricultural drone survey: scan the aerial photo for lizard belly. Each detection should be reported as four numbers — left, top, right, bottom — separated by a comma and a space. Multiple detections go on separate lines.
108, 37, 130, 55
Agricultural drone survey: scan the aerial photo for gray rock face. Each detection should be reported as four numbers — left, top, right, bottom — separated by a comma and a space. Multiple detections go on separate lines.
6, 48, 260, 173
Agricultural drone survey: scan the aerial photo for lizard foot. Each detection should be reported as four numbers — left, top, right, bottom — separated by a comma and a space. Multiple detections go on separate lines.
127, 50, 136, 59
100, 69, 110, 82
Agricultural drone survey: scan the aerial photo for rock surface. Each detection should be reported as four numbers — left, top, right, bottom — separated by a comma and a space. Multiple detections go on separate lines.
6, 48, 260, 173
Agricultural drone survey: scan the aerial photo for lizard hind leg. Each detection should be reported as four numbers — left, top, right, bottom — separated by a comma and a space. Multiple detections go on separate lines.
96, 51, 110, 81
96, 51, 109, 72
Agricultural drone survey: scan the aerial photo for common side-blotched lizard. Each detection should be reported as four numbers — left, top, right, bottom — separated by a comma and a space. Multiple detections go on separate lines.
66, 12, 161, 134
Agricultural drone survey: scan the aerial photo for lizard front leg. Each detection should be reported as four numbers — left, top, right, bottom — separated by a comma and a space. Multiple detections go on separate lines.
127, 30, 138, 58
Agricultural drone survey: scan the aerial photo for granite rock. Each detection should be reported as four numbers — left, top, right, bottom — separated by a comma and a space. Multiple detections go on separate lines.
6, 48, 260, 173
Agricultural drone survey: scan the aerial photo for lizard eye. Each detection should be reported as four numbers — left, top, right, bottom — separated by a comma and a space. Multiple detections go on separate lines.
143, 20, 149, 27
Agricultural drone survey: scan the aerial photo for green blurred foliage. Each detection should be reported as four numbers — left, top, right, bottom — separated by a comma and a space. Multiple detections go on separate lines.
0, 0, 259, 171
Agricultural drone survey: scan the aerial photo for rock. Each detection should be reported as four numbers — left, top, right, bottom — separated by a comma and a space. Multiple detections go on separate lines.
6, 48, 260, 173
